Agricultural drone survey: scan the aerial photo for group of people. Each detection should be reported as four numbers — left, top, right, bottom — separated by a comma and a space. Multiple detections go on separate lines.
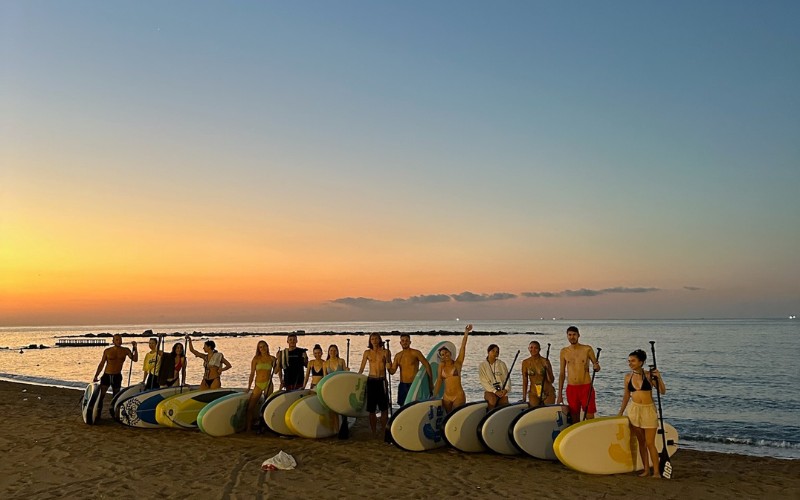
92, 325, 667, 477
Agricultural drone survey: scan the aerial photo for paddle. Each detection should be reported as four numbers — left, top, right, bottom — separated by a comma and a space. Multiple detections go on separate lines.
536, 343, 551, 407
502, 349, 521, 395
649, 340, 672, 479
582, 347, 602, 421
338, 339, 351, 439
384, 339, 393, 443
127, 341, 134, 386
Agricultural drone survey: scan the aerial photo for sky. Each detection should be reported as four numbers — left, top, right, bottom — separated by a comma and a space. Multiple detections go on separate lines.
1, 1, 799, 326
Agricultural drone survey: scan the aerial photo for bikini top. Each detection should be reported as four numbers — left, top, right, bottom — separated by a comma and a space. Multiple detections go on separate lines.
311, 364, 324, 376
628, 372, 653, 392
174, 357, 184, 371
256, 361, 272, 372
443, 362, 460, 378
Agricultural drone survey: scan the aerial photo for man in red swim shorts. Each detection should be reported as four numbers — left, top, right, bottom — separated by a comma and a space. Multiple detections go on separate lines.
557, 326, 601, 423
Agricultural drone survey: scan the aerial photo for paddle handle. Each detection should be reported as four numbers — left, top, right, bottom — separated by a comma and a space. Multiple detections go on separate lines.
582, 347, 601, 421
500, 350, 521, 391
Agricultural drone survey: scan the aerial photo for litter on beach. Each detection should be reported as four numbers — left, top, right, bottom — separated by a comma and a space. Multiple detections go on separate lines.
261, 450, 297, 471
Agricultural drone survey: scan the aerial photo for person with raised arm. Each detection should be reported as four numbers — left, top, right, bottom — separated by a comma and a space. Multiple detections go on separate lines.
433, 324, 471, 413
185, 337, 232, 389
618, 348, 667, 478
557, 326, 601, 422
521, 340, 555, 407
358, 333, 392, 437
93, 334, 137, 419
388, 333, 433, 406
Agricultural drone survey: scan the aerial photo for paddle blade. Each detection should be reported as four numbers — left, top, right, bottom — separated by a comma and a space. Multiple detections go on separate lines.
660, 451, 673, 479
338, 416, 350, 440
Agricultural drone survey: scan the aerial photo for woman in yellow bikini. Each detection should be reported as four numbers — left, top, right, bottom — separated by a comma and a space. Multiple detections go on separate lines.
521, 340, 555, 407
433, 324, 471, 413
246, 340, 276, 432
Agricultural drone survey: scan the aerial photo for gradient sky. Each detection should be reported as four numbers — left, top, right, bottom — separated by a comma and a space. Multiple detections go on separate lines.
2, 1, 798, 326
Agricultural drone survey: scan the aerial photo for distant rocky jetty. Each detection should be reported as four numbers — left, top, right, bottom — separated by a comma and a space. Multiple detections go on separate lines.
59, 329, 547, 339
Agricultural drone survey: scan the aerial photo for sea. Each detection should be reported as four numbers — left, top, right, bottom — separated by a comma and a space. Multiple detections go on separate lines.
1, 319, 797, 460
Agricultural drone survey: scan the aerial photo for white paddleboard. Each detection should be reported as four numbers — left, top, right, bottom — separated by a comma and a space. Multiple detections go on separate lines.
81, 382, 102, 425
403, 341, 456, 405
111, 382, 146, 420
316, 371, 369, 418
197, 392, 251, 437
118, 385, 197, 428
510, 404, 571, 460
553, 416, 679, 474
478, 402, 528, 455
389, 400, 448, 452
285, 394, 340, 439
155, 388, 242, 429
442, 401, 489, 453
262, 389, 315, 436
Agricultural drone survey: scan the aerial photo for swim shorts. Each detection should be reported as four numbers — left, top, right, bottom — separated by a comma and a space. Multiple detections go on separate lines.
100, 373, 123, 393
566, 383, 596, 416
366, 377, 389, 413
627, 401, 658, 428
397, 382, 412, 405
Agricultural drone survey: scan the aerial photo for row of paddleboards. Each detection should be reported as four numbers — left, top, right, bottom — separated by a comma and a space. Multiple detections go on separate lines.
387, 399, 679, 474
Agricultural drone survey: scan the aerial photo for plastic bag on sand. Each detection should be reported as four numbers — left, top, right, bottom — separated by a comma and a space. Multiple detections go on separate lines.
261, 451, 297, 471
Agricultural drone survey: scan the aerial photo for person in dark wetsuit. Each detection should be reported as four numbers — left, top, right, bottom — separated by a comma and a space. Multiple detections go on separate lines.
618, 349, 667, 478
277, 333, 307, 390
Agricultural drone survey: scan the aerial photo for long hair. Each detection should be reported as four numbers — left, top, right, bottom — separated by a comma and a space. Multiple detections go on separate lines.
255, 340, 268, 356
367, 333, 383, 349
327, 344, 339, 360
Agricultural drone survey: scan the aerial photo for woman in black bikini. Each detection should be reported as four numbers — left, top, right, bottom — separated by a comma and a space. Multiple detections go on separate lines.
186, 337, 231, 389
304, 344, 325, 389
618, 349, 666, 478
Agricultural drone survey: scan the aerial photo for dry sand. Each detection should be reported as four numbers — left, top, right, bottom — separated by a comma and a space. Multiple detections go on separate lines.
1, 381, 798, 499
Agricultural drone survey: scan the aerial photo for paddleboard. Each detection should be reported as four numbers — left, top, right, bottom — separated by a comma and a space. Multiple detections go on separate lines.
316, 371, 369, 418
81, 382, 102, 425
553, 416, 679, 474
285, 393, 340, 439
118, 385, 197, 428
510, 404, 571, 460
388, 399, 448, 452
155, 388, 242, 429
261, 389, 315, 436
110, 382, 146, 420
197, 392, 251, 437
403, 341, 457, 405
477, 402, 528, 455
442, 401, 489, 453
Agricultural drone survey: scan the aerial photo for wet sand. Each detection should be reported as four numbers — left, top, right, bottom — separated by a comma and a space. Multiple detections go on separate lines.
1, 381, 798, 499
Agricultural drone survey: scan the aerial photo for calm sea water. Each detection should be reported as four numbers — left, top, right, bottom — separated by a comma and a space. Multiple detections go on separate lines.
1, 319, 798, 459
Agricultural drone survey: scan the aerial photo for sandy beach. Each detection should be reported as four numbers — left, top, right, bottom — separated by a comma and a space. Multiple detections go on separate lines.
1, 381, 797, 500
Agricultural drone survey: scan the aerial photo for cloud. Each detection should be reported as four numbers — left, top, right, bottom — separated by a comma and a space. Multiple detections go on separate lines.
331, 291, 517, 308
522, 286, 660, 298
683, 286, 703, 291
332, 286, 659, 309
451, 291, 518, 302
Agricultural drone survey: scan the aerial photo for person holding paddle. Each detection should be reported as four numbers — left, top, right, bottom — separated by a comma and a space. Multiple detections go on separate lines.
358, 333, 392, 437
557, 326, 601, 423
521, 340, 554, 407
92, 334, 138, 419
478, 344, 510, 410
618, 348, 667, 478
